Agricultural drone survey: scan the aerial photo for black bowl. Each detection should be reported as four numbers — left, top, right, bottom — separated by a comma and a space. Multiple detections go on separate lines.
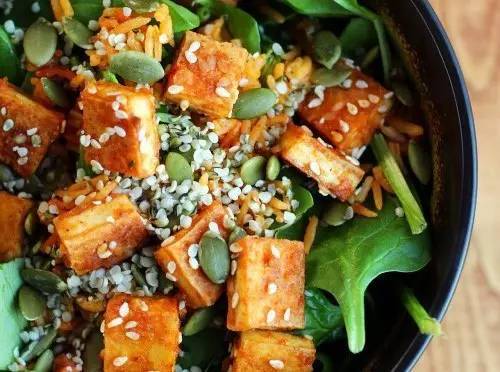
342, 0, 477, 370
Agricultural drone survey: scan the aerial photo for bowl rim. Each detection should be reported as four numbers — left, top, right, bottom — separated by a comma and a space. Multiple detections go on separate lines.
392, 0, 478, 370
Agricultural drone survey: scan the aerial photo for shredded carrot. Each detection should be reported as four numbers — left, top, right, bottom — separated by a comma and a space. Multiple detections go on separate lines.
152, 26, 162, 61
388, 141, 406, 171
69, 74, 87, 89
89, 53, 101, 67
268, 113, 289, 125
304, 216, 319, 254
371, 180, 383, 211
237, 191, 255, 225
389, 117, 424, 138
249, 116, 268, 145
269, 197, 289, 211
273, 62, 285, 79
59, 0, 74, 17
112, 16, 151, 35
36, 65, 76, 81
219, 120, 242, 148
241, 120, 252, 135
144, 25, 155, 58
356, 176, 374, 203
50, 0, 64, 21
41, 234, 60, 254
352, 204, 378, 218
274, 210, 284, 223
127, 31, 144, 51
373, 166, 393, 193
199, 173, 209, 186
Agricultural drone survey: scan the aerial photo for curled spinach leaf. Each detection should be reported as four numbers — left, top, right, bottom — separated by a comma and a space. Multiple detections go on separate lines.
161, 0, 200, 33
0, 26, 22, 84
215, 3, 260, 53
296, 288, 344, 345
340, 17, 377, 59
280, 0, 352, 17
306, 196, 430, 353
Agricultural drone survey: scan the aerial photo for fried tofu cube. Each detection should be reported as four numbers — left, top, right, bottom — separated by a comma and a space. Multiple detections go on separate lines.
299, 70, 392, 152
54, 194, 148, 275
227, 237, 305, 331
230, 330, 315, 372
0, 79, 63, 177
103, 294, 180, 371
277, 124, 364, 201
81, 82, 160, 178
165, 31, 249, 118
0, 192, 33, 262
154, 201, 228, 309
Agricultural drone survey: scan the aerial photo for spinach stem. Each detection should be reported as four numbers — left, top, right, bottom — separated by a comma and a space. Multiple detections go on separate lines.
400, 286, 442, 336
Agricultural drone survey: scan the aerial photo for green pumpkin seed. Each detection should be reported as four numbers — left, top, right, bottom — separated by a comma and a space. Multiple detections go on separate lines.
199, 231, 230, 284
23, 19, 57, 67
228, 226, 246, 245
62, 17, 93, 48
392, 80, 415, 106
408, 140, 431, 185
322, 201, 349, 227
33, 349, 54, 372
0, 163, 15, 182
131, 264, 147, 288
24, 210, 39, 236
31, 240, 43, 256
83, 329, 104, 372
21, 268, 68, 293
165, 152, 193, 183
313, 31, 342, 69
41, 78, 71, 108
240, 156, 266, 185
233, 88, 277, 120
123, 0, 159, 13
311, 65, 352, 88
183, 306, 216, 336
21, 327, 57, 362
110, 51, 165, 84
18, 285, 46, 321
266, 155, 281, 181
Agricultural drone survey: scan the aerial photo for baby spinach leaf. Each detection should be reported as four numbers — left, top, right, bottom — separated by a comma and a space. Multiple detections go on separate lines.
296, 288, 344, 345
280, 0, 352, 17
292, 184, 314, 218
0, 0, 52, 28
306, 196, 431, 353
177, 327, 227, 369
0, 26, 22, 84
71, 0, 104, 25
340, 17, 377, 59
219, 4, 260, 53
400, 286, 442, 336
161, 0, 200, 33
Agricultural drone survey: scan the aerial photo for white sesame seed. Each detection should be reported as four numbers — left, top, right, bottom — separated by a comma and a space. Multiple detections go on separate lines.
179, 300, 186, 310
109, 241, 117, 249
284, 308, 291, 321
179, 215, 192, 228
185, 51, 197, 64
268, 283, 277, 295
189, 41, 201, 52
48, 204, 59, 215
47, 224, 54, 233
209, 222, 220, 234
231, 259, 237, 275
115, 110, 128, 119
188, 257, 199, 270
187, 244, 199, 257
269, 360, 284, 369
165, 273, 177, 282
90, 139, 102, 149
384, 91, 395, 99
98, 249, 112, 259
167, 261, 176, 274
0, 107, 6, 115
167, 85, 184, 95
275, 81, 288, 95
113, 356, 128, 367
122, 7, 132, 16
271, 245, 280, 258
368, 94, 380, 104
26, 127, 38, 136
355, 80, 369, 89
139, 300, 149, 312
308, 98, 322, 109
266, 309, 276, 324
395, 207, 405, 217
231, 292, 239, 309
239, 78, 249, 87
230, 243, 243, 253
114, 126, 126, 137
74, 195, 86, 206
215, 86, 230, 98
125, 331, 139, 340
358, 99, 370, 108
271, 43, 285, 56
119, 302, 129, 317
309, 161, 321, 175
3, 118, 14, 131
106, 216, 115, 224
347, 103, 359, 115
125, 321, 137, 329
339, 120, 350, 133
159, 33, 169, 44
31, 2, 41, 13
107, 317, 123, 328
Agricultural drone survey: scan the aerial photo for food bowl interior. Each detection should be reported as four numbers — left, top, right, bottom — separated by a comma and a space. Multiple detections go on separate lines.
333, 0, 477, 370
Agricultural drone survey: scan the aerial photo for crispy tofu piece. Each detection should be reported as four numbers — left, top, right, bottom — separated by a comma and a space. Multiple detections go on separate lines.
81, 82, 160, 178
299, 70, 391, 152
0, 192, 33, 262
277, 123, 364, 201
103, 294, 180, 371
231, 330, 315, 372
154, 201, 228, 309
0, 79, 63, 177
54, 194, 148, 275
227, 237, 305, 331
165, 31, 248, 118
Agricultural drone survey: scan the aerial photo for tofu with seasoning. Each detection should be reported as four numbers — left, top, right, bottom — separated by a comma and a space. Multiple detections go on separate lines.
227, 236, 305, 331
0, 191, 33, 262
165, 31, 249, 118
103, 294, 180, 371
230, 330, 315, 372
154, 201, 228, 309
80, 81, 160, 178
299, 70, 392, 152
277, 123, 364, 201
54, 194, 148, 275
0, 79, 63, 177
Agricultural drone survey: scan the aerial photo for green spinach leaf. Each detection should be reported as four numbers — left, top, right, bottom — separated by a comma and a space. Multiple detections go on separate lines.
161, 0, 200, 33
340, 17, 377, 59
177, 327, 228, 370
280, 0, 352, 17
71, 0, 103, 25
296, 288, 344, 345
306, 196, 430, 353
0, 26, 22, 84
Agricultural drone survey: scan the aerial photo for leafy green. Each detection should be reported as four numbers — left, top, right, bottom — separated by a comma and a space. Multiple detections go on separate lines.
292, 184, 314, 218
296, 288, 344, 345
177, 327, 228, 370
0, 0, 53, 27
340, 17, 377, 59
371, 134, 427, 234
306, 196, 431, 353
400, 286, 442, 336
71, 0, 103, 25
0, 26, 22, 84
313, 31, 342, 69
218, 3, 261, 53
279, 0, 352, 17
0, 259, 27, 369
161, 0, 200, 33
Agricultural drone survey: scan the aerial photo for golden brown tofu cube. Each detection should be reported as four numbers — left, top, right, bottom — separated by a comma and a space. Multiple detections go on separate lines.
277, 123, 364, 201
0, 191, 33, 262
103, 294, 180, 371
227, 237, 305, 331
230, 330, 315, 372
154, 201, 228, 309
81, 82, 160, 178
299, 70, 391, 152
165, 31, 248, 118
0, 79, 63, 177
54, 194, 148, 275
